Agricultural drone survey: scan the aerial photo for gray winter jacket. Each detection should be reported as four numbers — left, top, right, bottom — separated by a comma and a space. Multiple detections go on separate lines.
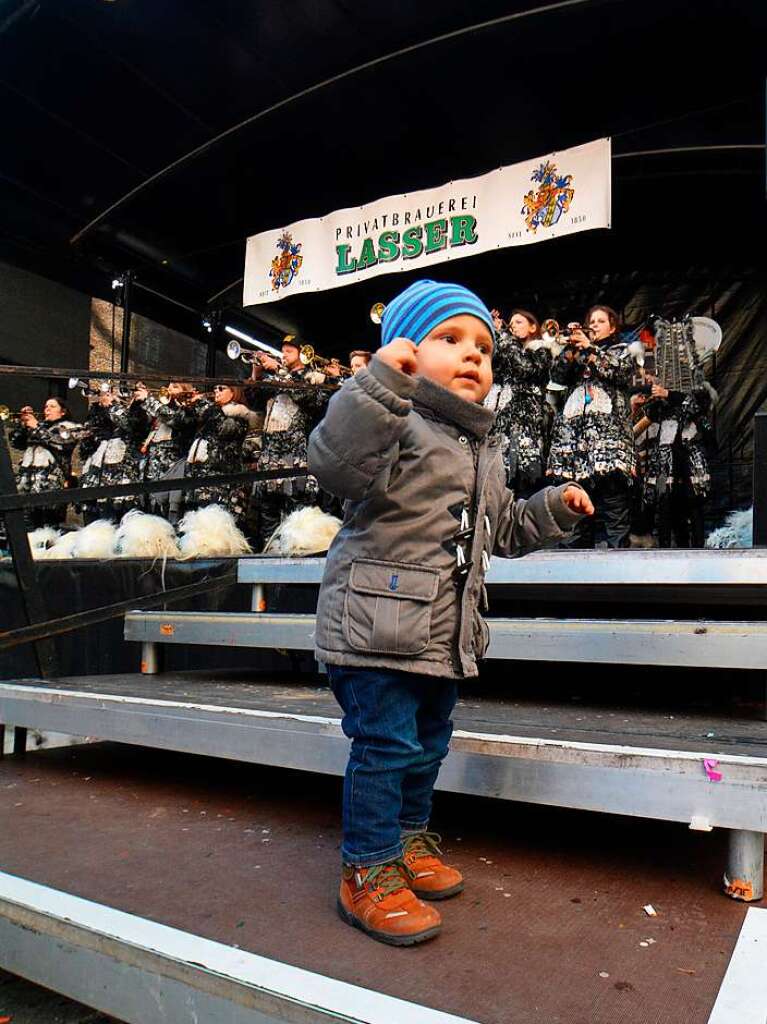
308, 357, 585, 679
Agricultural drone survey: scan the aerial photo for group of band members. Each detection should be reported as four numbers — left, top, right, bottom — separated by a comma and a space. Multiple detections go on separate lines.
487, 304, 714, 548
7, 309, 713, 551
7, 338, 374, 548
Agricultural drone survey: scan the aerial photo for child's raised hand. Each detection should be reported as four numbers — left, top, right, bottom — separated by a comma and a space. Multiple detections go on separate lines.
377, 337, 418, 376
562, 485, 594, 516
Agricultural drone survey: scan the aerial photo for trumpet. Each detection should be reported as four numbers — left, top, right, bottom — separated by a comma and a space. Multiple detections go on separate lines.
67, 376, 134, 400
135, 384, 176, 404
151, 385, 203, 406
68, 376, 111, 398
0, 404, 25, 424
226, 338, 282, 367
541, 319, 594, 344
299, 345, 352, 376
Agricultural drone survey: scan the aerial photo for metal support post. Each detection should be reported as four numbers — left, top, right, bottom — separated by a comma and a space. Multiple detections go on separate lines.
251, 583, 266, 613
0, 419, 57, 676
0, 723, 5, 759
13, 727, 27, 757
204, 310, 220, 379
753, 412, 767, 718
119, 271, 134, 375
140, 641, 161, 675
753, 412, 767, 546
724, 829, 765, 901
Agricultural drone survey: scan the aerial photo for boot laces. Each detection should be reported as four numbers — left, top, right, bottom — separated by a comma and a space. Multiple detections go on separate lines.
402, 831, 443, 863
363, 861, 408, 900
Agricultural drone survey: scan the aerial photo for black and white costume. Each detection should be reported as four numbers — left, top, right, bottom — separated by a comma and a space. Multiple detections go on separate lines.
10, 416, 83, 528
487, 330, 557, 495
79, 400, 150, 522
638, 380, 715, 548
182, 399, 260, 524
248, 368, 332, 547
547, 336, 640, 548
138, 396, 197, 516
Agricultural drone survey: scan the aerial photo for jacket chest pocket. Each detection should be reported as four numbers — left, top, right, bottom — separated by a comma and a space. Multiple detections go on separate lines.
344, 559, 440, 656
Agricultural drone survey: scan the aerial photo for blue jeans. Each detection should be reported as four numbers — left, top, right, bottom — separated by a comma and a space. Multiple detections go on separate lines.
328, 665, 458, 867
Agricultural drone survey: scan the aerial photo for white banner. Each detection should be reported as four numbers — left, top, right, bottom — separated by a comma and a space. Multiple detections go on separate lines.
244, 137, 611, 306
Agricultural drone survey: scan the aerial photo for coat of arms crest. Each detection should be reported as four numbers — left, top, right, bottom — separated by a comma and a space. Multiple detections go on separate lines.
521, 160, 575, 233
269, 231, 303, 292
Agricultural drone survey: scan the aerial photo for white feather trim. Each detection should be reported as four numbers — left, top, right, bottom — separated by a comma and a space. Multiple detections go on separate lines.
564, 384, 612, 419
115, 510, 181, 559
70, 519, 118, 559
178, 504, 252, 558
263, 505, 342, 556
526, 338, 562, 356
705, 507, 753, 549
43, 530, 80, 560
628, 339, 646, 366
28, 527, 62, 559
221, 403, 261, 429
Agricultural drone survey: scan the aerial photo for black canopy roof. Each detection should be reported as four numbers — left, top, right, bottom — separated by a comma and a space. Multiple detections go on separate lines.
1, 0, 764, 349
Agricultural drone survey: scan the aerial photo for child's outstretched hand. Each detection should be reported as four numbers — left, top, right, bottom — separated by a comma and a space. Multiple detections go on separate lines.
563, 485, 594, 515
378, 337, 418, 376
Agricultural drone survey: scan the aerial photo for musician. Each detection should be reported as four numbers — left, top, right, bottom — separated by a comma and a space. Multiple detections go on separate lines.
182, 383, 260, 524
10, 398, 83, 528
636, 374, 715, 549
137, 382, 198, 516
486, 309, 556, 496
246, 334, 334, 548
349, 350, 372, 375
79, 385, 151, 523
547, 305, 640, 548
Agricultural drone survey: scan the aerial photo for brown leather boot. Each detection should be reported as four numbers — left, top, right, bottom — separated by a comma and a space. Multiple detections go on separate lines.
337, 860, 442, 946
401, 832, 464, 900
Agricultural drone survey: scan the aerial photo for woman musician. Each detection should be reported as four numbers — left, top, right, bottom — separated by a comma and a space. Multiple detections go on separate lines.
547, 305, 640, 548
487, 309, 556, 497
9, 397, 84, 529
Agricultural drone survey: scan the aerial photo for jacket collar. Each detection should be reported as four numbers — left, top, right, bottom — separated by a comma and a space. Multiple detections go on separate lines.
413, 375, 495, 440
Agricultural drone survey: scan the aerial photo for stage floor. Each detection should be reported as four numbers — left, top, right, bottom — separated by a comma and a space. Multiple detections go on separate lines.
7, 668, 767, 757
0, 742, 758, 1024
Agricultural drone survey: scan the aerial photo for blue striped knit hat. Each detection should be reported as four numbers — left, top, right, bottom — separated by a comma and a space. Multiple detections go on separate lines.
380, 279, 495, 348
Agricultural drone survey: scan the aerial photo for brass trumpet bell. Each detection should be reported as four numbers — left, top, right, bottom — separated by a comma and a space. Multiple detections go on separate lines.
0, 405, 23, 424
226, 339, 242, 360
541, 319, 593, 343
299, 345, 352, 375
370, 301, 386, 325
541, 318, 560, 339
68, 376, 111, 397
299, 344, 316, 366
226, 338, 276, 366
226, 338, 256, 365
